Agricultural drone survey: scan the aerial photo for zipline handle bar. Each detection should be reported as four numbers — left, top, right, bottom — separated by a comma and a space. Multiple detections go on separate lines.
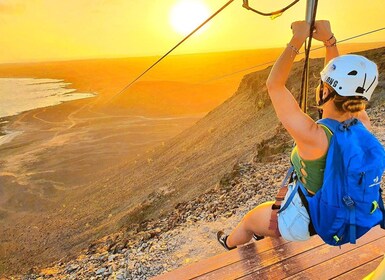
299, 0, 318, 113
305, 0, 316, 23
242, 0, 301, 17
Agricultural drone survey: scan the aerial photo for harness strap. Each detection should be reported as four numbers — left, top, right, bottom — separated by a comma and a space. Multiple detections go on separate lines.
278, 183, 299, 214
297, 180, 317, 236
272, 185, 289, 209
268, 208, 281, 235
269, 166, 294, 234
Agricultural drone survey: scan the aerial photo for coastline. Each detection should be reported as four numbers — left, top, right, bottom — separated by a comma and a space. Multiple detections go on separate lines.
0, 116, 19, 146
0, 78, 96, 119
0, 129, 23, 146
0, 78, 97, 147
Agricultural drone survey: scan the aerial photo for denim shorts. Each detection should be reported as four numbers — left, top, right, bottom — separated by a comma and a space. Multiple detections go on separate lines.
277, 183, 311, 241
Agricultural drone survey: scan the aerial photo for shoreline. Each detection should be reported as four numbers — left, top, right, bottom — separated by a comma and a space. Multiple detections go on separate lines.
0, 78, 97, 147
0, 78, 97, 119
0, 78, 97, 146
0, 116, 17, 145
0, 129, 23, 146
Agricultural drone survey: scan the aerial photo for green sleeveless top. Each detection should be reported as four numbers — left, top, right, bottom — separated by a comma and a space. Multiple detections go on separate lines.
290, 125, 333, 194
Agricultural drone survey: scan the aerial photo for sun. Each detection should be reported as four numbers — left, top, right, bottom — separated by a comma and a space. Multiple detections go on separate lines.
169, 0, 210, 36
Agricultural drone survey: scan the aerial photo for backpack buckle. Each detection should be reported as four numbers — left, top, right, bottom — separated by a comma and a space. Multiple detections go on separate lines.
339, 118, 358, 131
343, 196, 355, 208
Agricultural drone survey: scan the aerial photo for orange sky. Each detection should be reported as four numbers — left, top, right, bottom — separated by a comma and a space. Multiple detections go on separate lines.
0, 0, 384, 63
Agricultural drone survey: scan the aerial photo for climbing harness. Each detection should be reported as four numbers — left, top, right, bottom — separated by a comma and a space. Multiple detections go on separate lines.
268, 166, 294, 235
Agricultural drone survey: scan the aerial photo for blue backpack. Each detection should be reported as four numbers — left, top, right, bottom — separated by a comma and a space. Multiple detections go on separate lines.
297, 118, 385, 246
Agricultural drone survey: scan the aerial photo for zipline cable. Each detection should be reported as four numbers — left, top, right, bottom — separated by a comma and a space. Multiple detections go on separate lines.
201, 26, 385, 83
102, 27, 384, 117
127, 27, 385, 113
337, 27, 385, 45
108, 0, 236, 103
134, 27, 384, 107
110, 0, 303, 103
110, 0, 384, 104
299, 0, 318, 113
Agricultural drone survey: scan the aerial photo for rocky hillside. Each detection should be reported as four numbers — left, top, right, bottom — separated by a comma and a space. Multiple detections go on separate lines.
5, 46, 385, 276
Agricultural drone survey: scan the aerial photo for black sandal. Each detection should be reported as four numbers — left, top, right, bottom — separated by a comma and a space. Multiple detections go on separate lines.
217, 231, 236, 251
252, 234, 265, 241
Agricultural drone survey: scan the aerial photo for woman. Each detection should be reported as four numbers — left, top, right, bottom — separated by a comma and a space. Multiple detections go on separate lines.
217, 20, 379, 249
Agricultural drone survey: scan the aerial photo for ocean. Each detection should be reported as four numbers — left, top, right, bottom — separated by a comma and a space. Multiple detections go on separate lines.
0, 78, 96, 144
0, 78, 95, 118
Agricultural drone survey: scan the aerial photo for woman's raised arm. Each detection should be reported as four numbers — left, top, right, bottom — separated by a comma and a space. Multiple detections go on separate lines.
266, 21, 328, 158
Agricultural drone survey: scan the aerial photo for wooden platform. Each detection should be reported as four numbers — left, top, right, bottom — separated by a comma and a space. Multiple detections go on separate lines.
152, 226, 385, 280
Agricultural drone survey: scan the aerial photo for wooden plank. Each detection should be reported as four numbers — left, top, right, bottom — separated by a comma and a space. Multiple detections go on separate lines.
333, 256, 383, 280
192, 236, 325, 280
285, 236, 385, 279
151, 237, 290, 280
153, 227, 385, 280
238, 227, 385, 280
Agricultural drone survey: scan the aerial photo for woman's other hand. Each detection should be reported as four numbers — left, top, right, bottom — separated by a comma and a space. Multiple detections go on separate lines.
291, 21, 310, 43
313, 20, 333, 42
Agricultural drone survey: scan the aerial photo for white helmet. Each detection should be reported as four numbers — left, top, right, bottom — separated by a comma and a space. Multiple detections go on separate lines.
320, 54, 378, 101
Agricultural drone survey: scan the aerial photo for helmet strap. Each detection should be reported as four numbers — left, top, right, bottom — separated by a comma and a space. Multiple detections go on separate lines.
317, 81, 335, 119
318, 108, 323, 119
318, 91, 335, 106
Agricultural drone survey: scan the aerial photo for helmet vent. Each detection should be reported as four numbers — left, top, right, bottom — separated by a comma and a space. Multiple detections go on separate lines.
356, 87, 365, 94
348, 70, 358, 76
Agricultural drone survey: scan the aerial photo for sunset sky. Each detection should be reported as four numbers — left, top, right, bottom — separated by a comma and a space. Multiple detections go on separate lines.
0, 0, 384, 63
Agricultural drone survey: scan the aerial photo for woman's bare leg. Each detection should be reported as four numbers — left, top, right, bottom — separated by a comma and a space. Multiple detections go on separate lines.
226, 201, 280, 248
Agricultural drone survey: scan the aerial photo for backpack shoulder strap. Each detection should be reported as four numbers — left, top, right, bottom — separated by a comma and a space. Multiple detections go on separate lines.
316, 118, 340, 133
319, 124, 334, 142
317, 118, 364, 133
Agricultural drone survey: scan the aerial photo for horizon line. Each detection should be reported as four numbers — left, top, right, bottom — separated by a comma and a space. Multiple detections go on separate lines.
1, 41, 384, 66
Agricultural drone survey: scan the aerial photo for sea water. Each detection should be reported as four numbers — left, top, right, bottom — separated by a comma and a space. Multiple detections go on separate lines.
0, 78, 96, 145
0, 78, 95, 118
